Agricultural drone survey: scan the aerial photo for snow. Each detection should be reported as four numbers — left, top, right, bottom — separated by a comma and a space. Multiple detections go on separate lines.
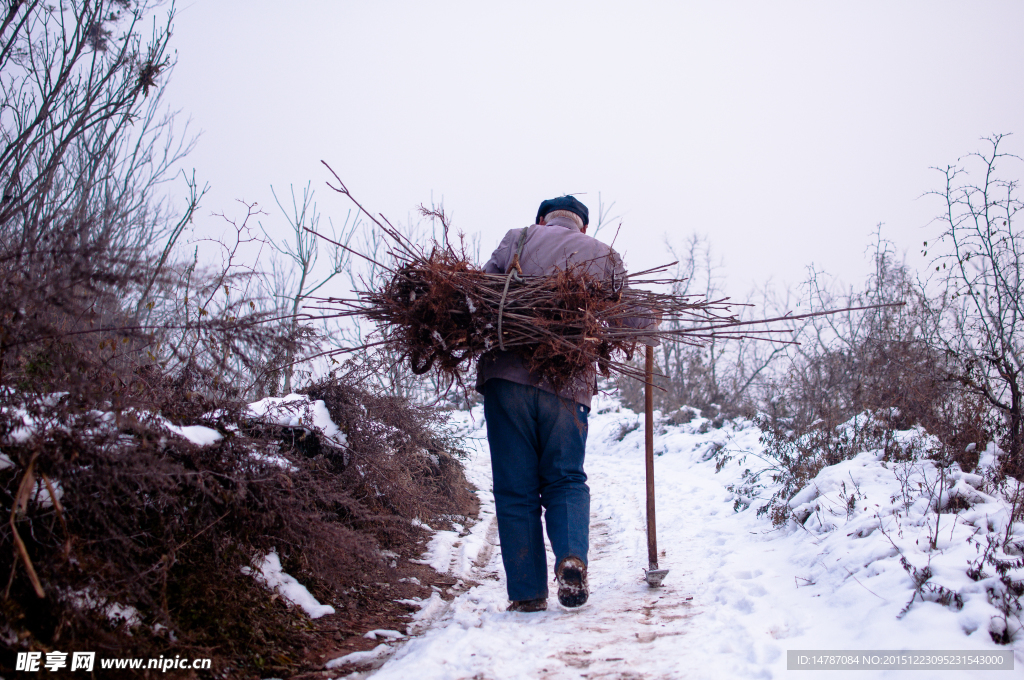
359, 394, 1023, 679
241, 551, 335, 619
246, 393, 348, 448
160, 422, 223, 446
1, 398, 224, 450
31, 476, 63, 508
326, 644, 391, 669
66, 589, 141, 628
364, 629, 406, 640
414, 519, 491, 582
249, 451, 299, 471
2, 399, 67, 444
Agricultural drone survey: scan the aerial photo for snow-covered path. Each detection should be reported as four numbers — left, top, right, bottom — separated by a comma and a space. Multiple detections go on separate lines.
371, 399, 709, 680
363, 396, 1021, 680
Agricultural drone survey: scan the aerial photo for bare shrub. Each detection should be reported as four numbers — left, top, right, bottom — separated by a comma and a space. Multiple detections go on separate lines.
0, 367, 473, 672
0, 1, 304, 412
721, 232, 987, 521
720, 138, 1024, 540
925, 134, 1024, 475
305, 361, 475, 543
724, 410, 906, 525
757, 231, 996, 469
772, 233, 945, 428
1, 398, 369, 668
142, 202, 321, 410
613, 234, 783, 418
0, 2, 196, 397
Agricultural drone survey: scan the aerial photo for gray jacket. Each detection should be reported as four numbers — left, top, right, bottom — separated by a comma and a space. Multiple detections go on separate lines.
475, 215, 654, 407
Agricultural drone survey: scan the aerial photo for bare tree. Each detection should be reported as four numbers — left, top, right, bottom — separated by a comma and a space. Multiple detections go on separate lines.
0, 1, 201, 390
651, 234, 725, 410
261, 182, 359, 393
0, 1, 302, 412
927, 134, 1024, 472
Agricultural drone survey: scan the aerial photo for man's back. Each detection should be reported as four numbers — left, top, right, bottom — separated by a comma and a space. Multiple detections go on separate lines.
476, 214, 627, 407
482, 217, 625, 283
477, 199, 606, 612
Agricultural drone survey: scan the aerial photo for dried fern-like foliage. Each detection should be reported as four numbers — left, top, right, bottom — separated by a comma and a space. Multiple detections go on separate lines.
0, 368, 472, 674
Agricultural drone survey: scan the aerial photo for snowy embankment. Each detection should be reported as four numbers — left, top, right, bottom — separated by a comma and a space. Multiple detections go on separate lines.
165, 394, 343, 619
349, 394, 1022, 680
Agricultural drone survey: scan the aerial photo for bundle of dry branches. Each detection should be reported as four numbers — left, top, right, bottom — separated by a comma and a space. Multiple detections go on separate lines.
303, 165, 798, 397
308, 162, 895, 396
322, 246, 734, 395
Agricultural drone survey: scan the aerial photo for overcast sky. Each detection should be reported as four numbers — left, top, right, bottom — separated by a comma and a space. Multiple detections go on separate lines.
163, 1, 1024, 298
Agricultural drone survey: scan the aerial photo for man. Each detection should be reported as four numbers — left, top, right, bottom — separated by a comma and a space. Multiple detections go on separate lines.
477, 195, 657, 612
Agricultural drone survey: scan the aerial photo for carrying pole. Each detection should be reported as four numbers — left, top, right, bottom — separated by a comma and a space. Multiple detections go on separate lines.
644, 344, 669, 587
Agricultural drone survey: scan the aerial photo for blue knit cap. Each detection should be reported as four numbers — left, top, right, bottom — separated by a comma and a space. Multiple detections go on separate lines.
536, 195, 589, 226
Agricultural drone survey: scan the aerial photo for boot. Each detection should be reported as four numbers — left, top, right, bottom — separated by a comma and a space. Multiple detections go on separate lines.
507, 598, 547, 612
556, 556, 589, 608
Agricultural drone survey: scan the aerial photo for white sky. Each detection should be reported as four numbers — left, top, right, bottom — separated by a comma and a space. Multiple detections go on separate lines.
163, 1, 1024, 298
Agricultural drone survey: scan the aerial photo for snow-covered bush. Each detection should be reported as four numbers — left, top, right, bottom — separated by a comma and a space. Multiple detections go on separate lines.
0, 370, 472, 674
718, 408, 1024, 645
726, 410, 908, 525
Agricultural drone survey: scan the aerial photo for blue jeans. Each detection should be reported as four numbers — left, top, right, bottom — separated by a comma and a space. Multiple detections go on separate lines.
483, 379, 590, 601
